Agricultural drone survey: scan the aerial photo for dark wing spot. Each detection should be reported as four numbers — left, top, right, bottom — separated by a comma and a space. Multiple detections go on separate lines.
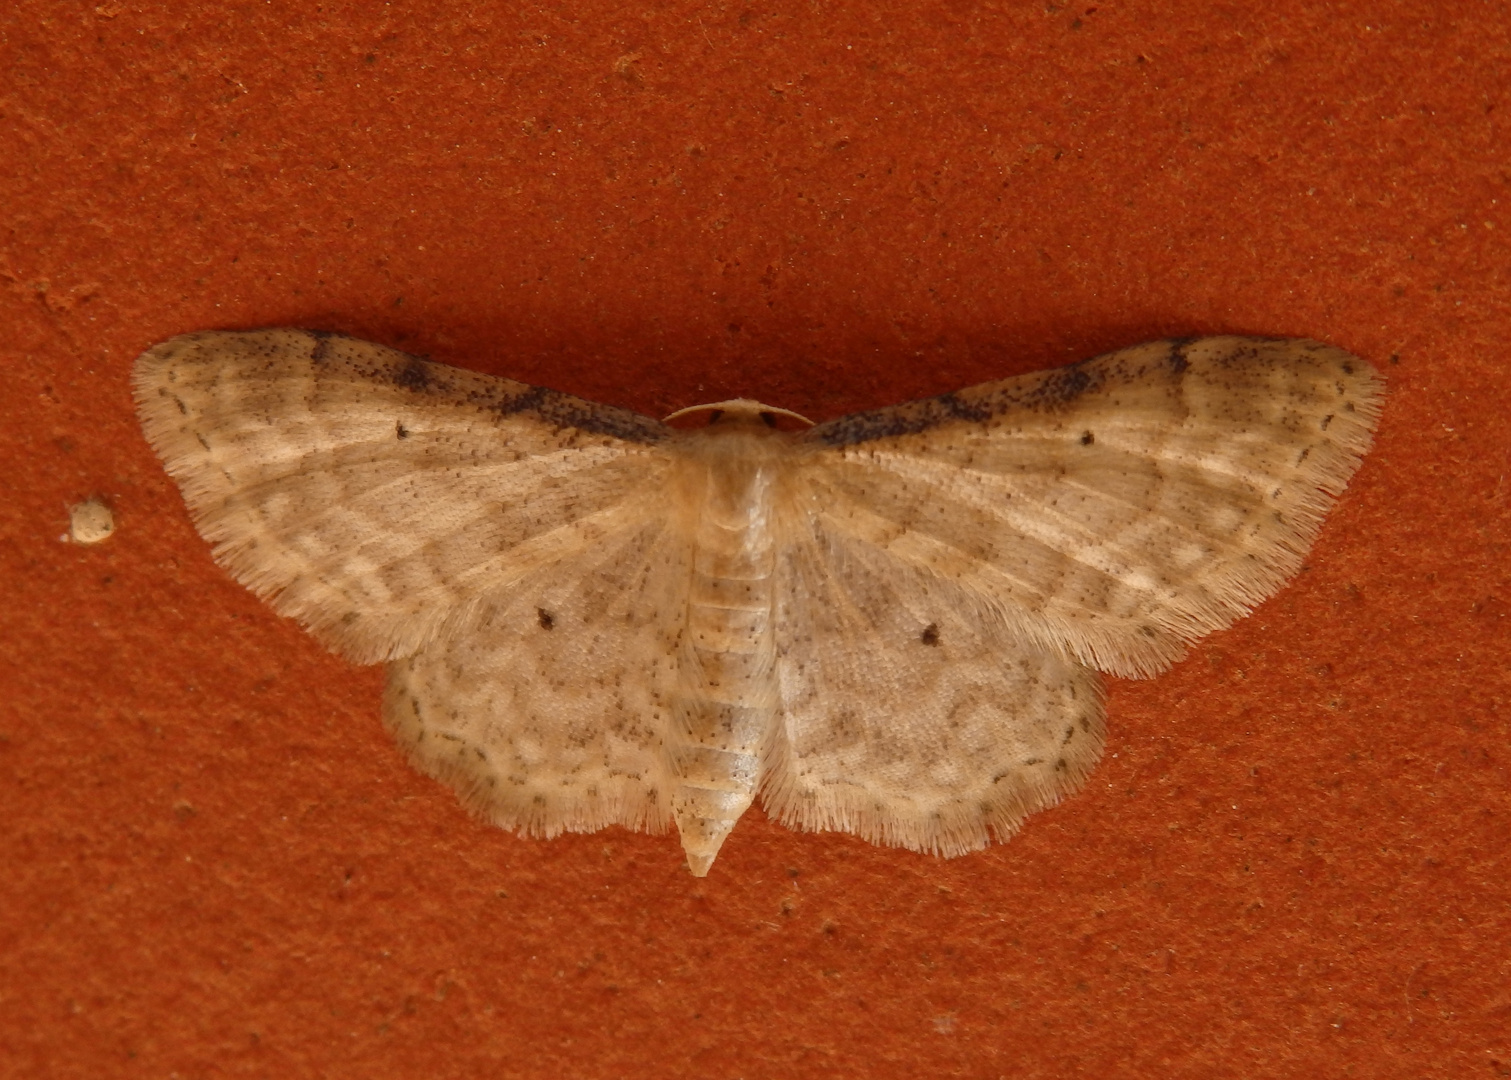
394, 359, 431, 391
1167, 339, 1194, 375
937, 391, 995, 423
308, 329, 333, 364
497, 385, 547, 417
919, 623, 941, 647
1032, 367, 1094, 407
1079, 430, 1095, 446
396, 421, 410, 439
537, 607, 556, 631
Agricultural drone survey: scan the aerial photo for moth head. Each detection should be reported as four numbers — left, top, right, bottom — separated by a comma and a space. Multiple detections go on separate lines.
663, 398, 814, 430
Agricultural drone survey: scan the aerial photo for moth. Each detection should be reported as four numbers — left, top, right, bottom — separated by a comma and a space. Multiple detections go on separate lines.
134, 330, 1382, 875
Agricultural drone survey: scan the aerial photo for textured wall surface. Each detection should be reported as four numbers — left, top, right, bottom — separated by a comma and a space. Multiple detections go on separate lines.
2, 2, 1506, 1077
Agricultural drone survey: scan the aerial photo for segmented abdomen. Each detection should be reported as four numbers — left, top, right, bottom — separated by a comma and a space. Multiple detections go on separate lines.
668, 458, 779, 876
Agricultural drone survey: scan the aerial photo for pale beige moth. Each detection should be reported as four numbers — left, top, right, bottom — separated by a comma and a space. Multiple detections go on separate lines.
134, 330, 1382, 875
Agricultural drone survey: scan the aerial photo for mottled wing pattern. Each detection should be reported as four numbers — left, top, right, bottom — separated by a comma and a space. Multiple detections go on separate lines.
763, 523, 1105, 856
133, 329, 672, 663
800, 337, 1384, 678
136, 328, 1383, 874
383, 518, 690, 838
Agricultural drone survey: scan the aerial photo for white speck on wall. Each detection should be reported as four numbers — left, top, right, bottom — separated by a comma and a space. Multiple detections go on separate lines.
67, 498, 115, 544
133, 329, 1383, 877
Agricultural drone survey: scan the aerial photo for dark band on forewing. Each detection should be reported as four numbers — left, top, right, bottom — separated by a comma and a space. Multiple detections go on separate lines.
803, 353, 1115, 446
486, 384, 671, 443
299, 330, 670, 444
801, 336, 1283, 447
308, 328, 335, 364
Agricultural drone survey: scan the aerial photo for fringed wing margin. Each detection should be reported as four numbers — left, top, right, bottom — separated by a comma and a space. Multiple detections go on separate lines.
800, 337, 1384, 678
762, 522, 1106, 857
134, 329, 672, 664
